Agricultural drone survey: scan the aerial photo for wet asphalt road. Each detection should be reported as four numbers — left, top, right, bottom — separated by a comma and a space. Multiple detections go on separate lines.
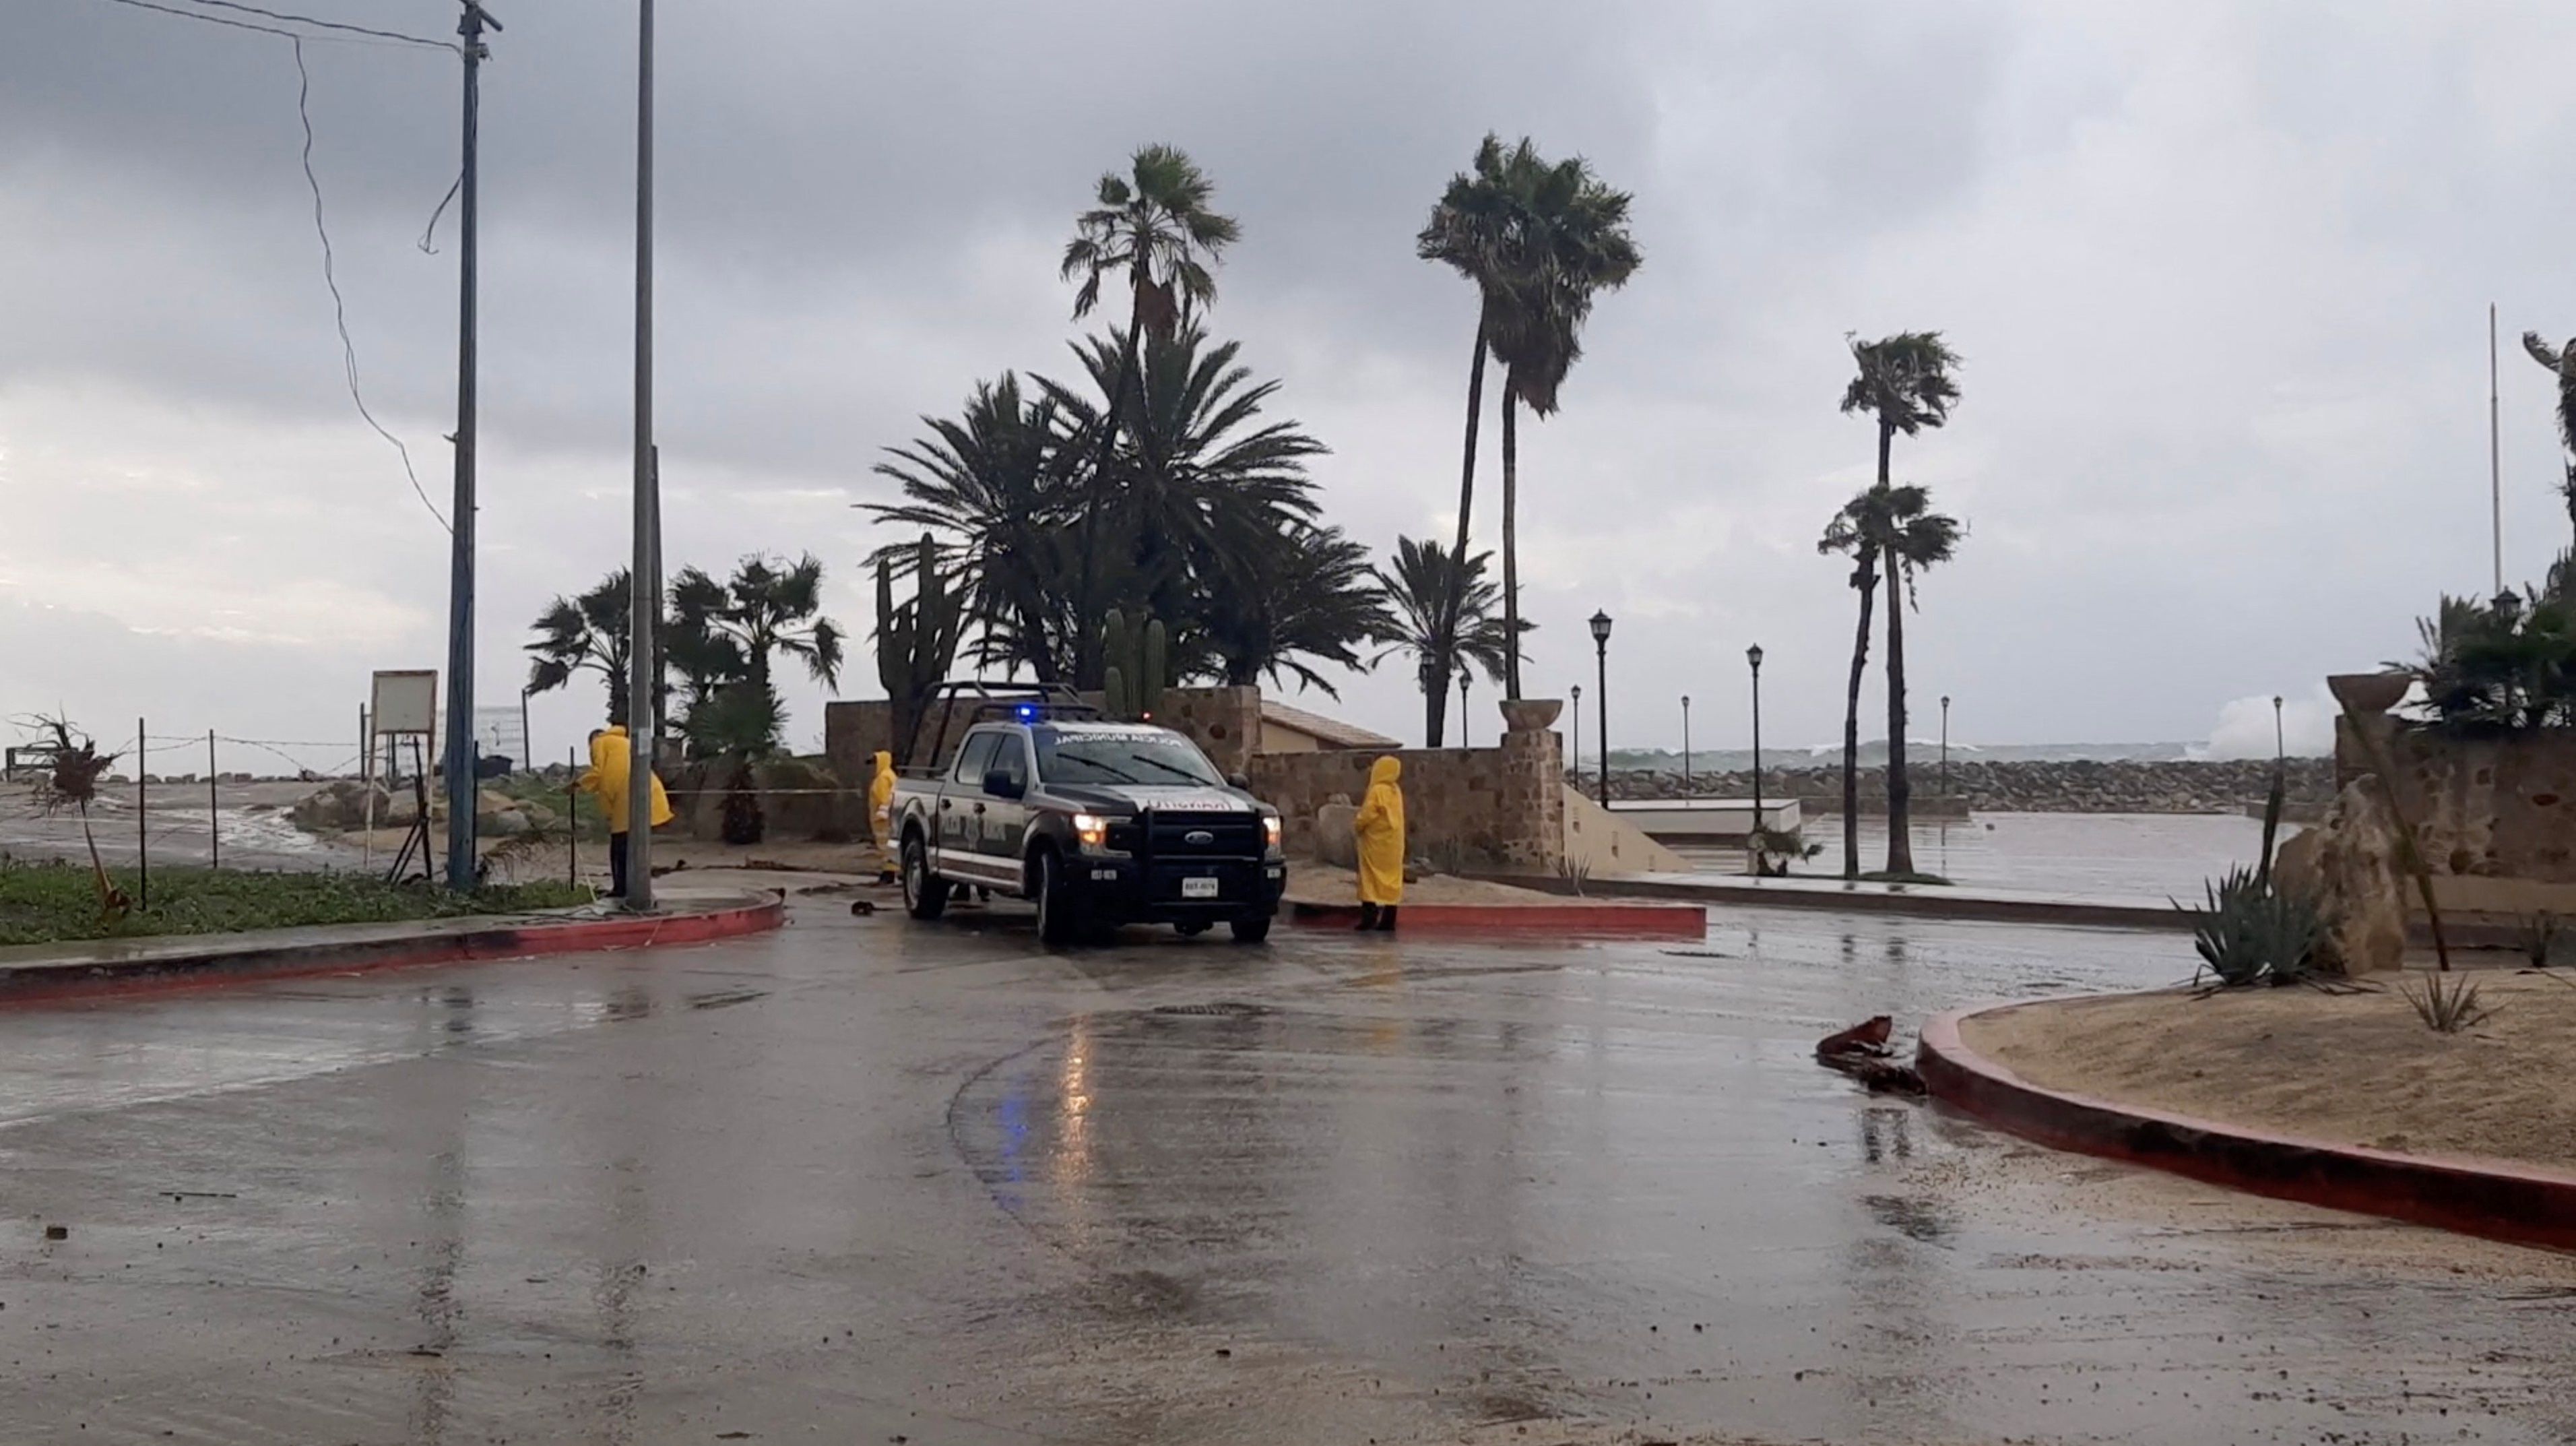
7, 898, 2576, 1445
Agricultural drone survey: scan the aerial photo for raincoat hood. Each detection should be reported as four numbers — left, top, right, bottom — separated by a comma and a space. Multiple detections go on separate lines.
1368, 756, 1401, 788
872, 751, 893, 777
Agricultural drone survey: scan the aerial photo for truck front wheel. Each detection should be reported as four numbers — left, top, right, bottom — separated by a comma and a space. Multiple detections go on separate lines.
1032, 848, 1086, 947
902, 834, 947, 920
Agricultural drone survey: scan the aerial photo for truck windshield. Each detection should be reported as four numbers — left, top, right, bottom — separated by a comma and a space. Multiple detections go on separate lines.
1036, 732, 1225, 788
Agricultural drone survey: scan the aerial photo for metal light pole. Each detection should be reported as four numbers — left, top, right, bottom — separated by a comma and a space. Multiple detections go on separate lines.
623, 0, 659, 912
1458, 670, 1473, 749
2274, 695, 2285, 762
1681, 695, 1692, 793
1747, 645, 1765, 867
1939, 694, 1951, 798
441, 1, 496, 891
1589, 610, 1613, 806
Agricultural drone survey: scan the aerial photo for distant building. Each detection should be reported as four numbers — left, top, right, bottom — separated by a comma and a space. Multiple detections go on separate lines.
1259, 698, 1400, 755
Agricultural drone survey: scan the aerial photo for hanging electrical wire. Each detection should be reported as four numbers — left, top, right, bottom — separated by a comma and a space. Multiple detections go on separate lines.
86, 0, 458, 532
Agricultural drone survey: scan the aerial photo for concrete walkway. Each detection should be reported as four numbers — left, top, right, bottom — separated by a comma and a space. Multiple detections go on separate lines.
0, 887, 784, 1003
1491, 867, 2185, 931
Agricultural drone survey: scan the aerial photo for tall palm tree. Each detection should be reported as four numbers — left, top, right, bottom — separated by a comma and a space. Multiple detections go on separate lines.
1417, 136, 1520, 736
1817, 503, 1881, 880
1376, 536, 1514, 746
1840, 332, 1962, 874
1871, 485, 1962, 873
1060, 145, 1240, 679
1480, 154, 1640, 699
525, 569, 634, 724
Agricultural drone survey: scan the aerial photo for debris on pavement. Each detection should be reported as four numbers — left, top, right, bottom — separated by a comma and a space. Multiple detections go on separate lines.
1815, 1015, 1926, 1096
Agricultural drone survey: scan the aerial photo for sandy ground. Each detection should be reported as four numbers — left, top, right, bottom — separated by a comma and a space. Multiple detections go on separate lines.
1965, 970, 2576, 1170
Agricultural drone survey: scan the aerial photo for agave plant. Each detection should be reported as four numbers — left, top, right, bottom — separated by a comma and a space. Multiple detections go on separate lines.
2401, 972, 2494, 1034
2181, 864, 2323, 988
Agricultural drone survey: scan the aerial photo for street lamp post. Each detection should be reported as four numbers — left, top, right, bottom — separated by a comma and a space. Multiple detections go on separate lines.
2273, 695, 2285, 762
1589, 610, 1614, 807
1681, 695, 1692, 794
1460, 670, 1473, 749
1939, 694, 1951, 798
1747, 644, 1765, 871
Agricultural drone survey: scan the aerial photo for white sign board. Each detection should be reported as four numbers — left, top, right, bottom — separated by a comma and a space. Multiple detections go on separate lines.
371, 670, 439, 737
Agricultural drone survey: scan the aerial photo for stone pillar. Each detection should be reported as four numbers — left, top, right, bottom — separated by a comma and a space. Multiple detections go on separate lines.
1496, 699, 1566, 874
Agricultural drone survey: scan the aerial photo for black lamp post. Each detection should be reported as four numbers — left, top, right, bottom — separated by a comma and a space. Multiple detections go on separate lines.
1460, 670, 1473, 749
1747, 644, 1765, 865
1939, 693, 1951, 798
1589, 610, 1613, 805
1681, 694, 1692, 794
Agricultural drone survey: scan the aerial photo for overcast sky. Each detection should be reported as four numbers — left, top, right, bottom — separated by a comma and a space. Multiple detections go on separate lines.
7, 0, 2575, 773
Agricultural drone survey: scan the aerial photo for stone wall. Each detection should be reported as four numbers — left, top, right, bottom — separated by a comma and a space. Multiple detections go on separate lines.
1248, 712, 1564, 874
824, 685, 1262, 783
2338, 718, 2576, 882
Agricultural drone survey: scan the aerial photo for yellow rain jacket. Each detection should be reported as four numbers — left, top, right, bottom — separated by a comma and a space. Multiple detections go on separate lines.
868, 751, 897, 850
1353, 755, 1405, 906
579, 725, 674, 834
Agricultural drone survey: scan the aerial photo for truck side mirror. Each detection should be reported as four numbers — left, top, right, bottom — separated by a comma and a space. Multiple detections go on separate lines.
1227, 772, 1252, 792
982, 767, 1025, 800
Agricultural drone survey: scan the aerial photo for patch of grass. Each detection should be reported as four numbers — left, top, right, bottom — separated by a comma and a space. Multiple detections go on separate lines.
0, 858, 593, 947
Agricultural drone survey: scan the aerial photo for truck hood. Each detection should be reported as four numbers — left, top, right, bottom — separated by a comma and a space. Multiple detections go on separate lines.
1045, 784, 1268, 815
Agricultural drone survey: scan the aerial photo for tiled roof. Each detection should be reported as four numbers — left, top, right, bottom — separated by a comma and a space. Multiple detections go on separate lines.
1260, 697, 1402, 751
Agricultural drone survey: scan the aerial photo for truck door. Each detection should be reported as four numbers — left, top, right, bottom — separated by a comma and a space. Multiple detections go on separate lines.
978, 731, 1034, 875
942, 730, 1001, 862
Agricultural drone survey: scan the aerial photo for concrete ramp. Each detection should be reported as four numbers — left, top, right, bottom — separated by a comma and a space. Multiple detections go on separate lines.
1562, 786, 1692, 876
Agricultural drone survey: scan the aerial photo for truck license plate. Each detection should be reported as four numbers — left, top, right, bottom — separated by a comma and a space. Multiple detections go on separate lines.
1182, 877, 1220, 899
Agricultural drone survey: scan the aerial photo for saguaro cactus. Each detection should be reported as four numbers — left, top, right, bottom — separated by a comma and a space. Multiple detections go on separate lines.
876, 534, 964, 765
1099, 608, 1169, 721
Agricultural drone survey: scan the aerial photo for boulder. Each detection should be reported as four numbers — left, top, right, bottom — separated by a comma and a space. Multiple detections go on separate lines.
479, 805, 534, 838
1316, 802, 1359, 869
2282, 775, 2409, 976
289, 780, 392, 832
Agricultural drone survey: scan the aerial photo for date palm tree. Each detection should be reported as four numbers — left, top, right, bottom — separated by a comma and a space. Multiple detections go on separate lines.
666, 555, 845, 733
1822, 483, 1962, 877
1839, 332, 1962, 875
1376, 536, 1515, 746
1194, 524, 1393, 696
1417, 136, 1519, 736
1061, 145, 1240, 679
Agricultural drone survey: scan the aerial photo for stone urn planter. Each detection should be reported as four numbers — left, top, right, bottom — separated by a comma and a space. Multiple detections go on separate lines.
2327, 672, 2412, 716
1499, 698, 1564, 733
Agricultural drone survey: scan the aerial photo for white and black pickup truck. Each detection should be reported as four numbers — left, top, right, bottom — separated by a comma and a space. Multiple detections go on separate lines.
891, 711, 1286, 945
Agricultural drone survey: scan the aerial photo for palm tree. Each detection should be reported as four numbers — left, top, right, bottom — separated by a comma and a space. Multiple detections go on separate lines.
1417, 136, 1519, 737
2522, 331, 2576, 538
1817, 502, 1881, 880
1060, 145, 1240, 679
1871, 486, 1962, 873
1194, 524, 1393, 695
1839, 332, 1963, 874
1376, 536, 1514, 745
1419, 135, 1642, 701
525, 569, 634, 725
666, 555, 845, 737
1480, 153, 1640, 699
868, 374, 1079, 681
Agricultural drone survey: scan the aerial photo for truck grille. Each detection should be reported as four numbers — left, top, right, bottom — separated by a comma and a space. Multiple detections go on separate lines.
1145, 811, 1263, 858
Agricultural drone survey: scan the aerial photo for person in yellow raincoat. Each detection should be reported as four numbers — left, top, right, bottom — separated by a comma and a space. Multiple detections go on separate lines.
578, 724, 673, 899
867, 750, 899, 882
1352, 755, 1405, 931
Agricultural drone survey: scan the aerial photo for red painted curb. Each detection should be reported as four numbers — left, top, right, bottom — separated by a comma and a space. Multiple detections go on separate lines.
1919, 1001, 2576, 1251
0, 895, 787, 1008
1288, 900, 1706, 939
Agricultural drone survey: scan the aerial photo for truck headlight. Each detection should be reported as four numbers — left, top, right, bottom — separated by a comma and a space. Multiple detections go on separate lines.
1073, 813, 1109, 850
1263, 815, 1282, 852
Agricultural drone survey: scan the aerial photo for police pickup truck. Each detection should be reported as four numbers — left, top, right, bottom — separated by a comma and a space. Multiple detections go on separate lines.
890, 704, 1286, 945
